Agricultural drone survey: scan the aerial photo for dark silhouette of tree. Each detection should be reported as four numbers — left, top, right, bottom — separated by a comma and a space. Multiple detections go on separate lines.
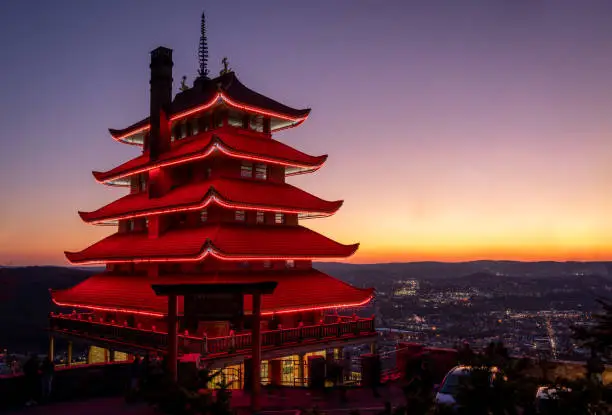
453, 354, 520, 415
573, 297, 612, 356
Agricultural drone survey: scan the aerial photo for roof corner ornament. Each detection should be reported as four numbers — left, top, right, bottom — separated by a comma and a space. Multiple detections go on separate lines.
198, 11, 210, 79
220, 57, 232, 76
179, 76, 190, 92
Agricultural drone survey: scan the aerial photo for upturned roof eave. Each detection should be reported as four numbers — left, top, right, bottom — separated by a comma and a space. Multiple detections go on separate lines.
78, 184, 344, 224
63, 226, 359, 265
92, 134, 327, 184
108, 73, 310, 143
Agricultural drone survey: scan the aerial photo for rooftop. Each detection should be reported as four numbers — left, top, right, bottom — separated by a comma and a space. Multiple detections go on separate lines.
110, 72, 311, 144
52, 270, 374, 316
94, 127, 327, 185
79, 177, 343, 224
65, 224, 359, 264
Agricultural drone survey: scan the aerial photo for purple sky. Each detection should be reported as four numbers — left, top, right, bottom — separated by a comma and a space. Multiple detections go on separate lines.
2, 1, 612, 265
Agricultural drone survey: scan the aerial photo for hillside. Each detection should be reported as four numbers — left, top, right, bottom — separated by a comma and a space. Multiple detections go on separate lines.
0, 266, 94, 353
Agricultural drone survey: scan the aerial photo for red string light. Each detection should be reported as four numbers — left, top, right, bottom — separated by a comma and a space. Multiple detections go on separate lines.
97, 142, 323, 185
52, 295, 373, 317
84, 194, 338, 225
260, 295, 374, 315
66, 244, 358, 265
52, 299, 164, 317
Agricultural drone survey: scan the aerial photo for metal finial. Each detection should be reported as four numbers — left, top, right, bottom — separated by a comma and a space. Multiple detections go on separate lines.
180, 76, 189, 92
220, 57, 232, 75
198, 11, 209, 78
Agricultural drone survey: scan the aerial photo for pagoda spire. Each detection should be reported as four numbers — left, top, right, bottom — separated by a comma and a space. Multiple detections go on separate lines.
198, 11, 210, 79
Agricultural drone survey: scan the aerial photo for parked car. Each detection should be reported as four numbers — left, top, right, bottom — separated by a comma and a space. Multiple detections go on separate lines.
434, 365, 504, 412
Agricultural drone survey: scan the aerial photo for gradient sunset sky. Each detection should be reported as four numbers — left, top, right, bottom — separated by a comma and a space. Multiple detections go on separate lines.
1, 1, 612, 265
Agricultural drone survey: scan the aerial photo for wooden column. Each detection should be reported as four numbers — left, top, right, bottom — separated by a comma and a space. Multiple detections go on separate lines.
48, 336, 54, 361
263, 117, 271, 134
269, 359, 282, 387
167, 294, 179, 382
298, 352, 306, 387
67, 341, 73, 366
251, 292, 262, 411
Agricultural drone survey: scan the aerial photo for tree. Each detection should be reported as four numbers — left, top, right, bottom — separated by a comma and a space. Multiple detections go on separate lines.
573, 297, 612, 356
453, 354, 522, 415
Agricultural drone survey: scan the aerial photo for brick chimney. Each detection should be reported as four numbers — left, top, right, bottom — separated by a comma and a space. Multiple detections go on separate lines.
148, 46, 173, 160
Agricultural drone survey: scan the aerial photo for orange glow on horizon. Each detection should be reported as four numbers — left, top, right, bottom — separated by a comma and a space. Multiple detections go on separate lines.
3, 184, 612, 266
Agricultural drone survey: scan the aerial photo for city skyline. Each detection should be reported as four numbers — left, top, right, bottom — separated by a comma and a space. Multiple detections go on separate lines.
1, 1, 612, 265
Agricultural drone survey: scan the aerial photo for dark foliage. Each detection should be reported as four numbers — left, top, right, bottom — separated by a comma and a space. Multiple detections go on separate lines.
573, 297, 612, 355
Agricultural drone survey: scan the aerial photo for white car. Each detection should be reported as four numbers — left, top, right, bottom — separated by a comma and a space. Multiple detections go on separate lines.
434, 365, 503, 411
434, 366, 471, 409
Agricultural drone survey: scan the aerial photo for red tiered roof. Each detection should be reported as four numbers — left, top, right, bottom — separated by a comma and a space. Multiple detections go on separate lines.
93, 128, 327, 184
79, 178, 343, 224
65, 224, 359, 264
60, 59, 372, 320
109, 72, 311, 144
51, 270, 374, 316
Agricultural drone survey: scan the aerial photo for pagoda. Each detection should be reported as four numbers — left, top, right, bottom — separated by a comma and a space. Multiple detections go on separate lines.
49, 14, 375, 389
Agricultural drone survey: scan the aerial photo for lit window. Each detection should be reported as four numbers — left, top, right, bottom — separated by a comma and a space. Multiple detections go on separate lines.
228, 111, 243, 128
180, 121, 187, 139
128, 220, 135, 232
235, 210, 245, 221
255, 164, 267, 180
145, 218, 149, 229
249, 115, 263, 132
241, 162, 253, 178
256, 211, 264, 224
285, 260, 295, 269
275, 213, 285, 224
200, 209, 208, 223
139, 175, 146, 192
263, 260, 272, 269
191, 118, 199, 136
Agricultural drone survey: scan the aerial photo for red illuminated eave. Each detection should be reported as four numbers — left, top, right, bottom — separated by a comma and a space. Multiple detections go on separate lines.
78, 178, 343, 224
51, 270, 374, 316
109, 72, 311, 145
65, 224, 359, 265
93, 128, 327, 185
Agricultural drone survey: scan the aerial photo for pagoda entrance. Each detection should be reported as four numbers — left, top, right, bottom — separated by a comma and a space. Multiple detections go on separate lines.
151, 281, 277, 412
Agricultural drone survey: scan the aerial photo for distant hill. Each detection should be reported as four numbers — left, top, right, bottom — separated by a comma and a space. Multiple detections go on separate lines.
0, 266, 94, 353
315, 260, 612, 281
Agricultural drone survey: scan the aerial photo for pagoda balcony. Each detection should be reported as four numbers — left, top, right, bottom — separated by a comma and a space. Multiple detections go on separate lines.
49, 313, 377, 358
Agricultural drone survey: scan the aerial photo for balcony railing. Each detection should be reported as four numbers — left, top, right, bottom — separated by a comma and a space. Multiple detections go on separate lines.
49, 313, 376, 357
